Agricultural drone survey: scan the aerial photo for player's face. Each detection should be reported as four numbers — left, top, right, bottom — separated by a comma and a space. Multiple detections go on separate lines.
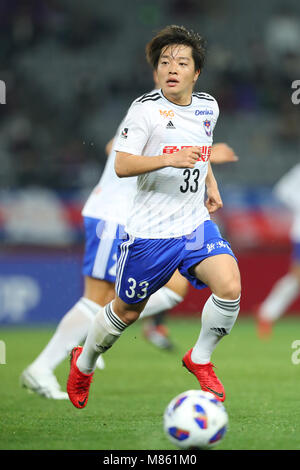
157, 44, 200, 105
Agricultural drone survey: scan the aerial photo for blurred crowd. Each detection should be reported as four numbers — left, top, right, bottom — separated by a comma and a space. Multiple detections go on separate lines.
0, 0, 299, 191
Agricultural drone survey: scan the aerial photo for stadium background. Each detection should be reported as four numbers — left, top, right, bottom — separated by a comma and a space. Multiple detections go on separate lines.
1, 0, 300, 325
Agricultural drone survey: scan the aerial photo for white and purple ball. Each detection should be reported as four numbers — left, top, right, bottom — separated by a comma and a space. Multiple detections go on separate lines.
163, 390, 228, 449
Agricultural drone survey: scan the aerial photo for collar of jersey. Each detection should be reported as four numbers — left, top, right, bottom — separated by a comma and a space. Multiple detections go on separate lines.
160, 89, 193, 108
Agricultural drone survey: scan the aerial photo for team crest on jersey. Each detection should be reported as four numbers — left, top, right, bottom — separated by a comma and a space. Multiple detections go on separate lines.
203, 119, 211, 137
121, 127, 128, 139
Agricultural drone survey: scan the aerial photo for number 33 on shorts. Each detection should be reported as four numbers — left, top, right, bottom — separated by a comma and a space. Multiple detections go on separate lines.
125, 277, 149, 300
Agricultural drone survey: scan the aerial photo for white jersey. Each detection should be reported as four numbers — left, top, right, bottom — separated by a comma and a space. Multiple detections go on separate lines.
82, 119, 137, 225
114, 89, 219, 238
274, 163, 300, 242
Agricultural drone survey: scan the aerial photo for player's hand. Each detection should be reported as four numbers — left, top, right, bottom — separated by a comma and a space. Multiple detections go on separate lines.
205, 185, 223, 214
167, 147, 201, 169
210, 143, 238, 164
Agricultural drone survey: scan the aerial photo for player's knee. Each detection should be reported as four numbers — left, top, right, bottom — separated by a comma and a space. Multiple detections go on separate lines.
177, 278, 189, 298
119, 310, 140, 325
112, 300, 140, 326
215, 276, 241, 301
168, 281, 188, 299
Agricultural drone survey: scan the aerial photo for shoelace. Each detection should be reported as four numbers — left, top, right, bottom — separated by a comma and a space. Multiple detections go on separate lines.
70, 374, 93, 393
195, 362, 220, 387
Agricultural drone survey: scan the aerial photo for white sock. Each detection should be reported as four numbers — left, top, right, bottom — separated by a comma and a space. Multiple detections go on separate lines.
30, 297, 100, 372
77, 301, 127, 374
259, 273, 299, 322
191, 294, 240, 364
139, 287, 183, 319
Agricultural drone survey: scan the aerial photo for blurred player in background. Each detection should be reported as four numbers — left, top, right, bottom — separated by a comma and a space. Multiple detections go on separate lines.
256, 163, 300, 339
21, 67, 237, 401
67, 25, 241, 408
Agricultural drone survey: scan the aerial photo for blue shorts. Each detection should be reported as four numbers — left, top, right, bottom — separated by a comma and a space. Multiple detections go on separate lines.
82, 217, 126, 283
292, 242, 300, 262
116, 220, 237, 304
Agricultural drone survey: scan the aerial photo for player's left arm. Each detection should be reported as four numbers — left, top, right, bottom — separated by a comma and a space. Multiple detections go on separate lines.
210, 143, 238, 164
205, 162, 223, 214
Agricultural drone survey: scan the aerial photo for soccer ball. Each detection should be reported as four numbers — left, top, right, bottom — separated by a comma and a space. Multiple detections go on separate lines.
163, 390, 228, 449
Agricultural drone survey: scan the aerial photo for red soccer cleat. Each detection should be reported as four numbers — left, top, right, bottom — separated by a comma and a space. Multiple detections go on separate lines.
67, 346, 94, 409
182, 349, 226, 402
143, 322, 174, 350
256, 317, 273, 340
254, 304, 273, 340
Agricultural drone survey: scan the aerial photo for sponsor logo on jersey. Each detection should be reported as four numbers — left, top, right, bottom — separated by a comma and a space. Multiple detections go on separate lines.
195, 109, 213, 116
206, 240, 230, 253
161, 144, 212, 162
166, 121, 176, 129
203, 119, 212, 137
121, 128, 128, 139
159, 109, 174, 118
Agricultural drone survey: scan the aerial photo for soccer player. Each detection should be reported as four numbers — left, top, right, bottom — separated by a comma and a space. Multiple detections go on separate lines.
21, 65, 237, 400
67, 25, 241, 408
256, 163, 300, 339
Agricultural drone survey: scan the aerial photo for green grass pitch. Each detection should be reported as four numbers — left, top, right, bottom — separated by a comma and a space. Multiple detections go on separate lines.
1, 316, 300, 450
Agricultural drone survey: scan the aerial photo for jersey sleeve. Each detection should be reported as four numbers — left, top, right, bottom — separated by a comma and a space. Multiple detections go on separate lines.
114, 101, 151, 155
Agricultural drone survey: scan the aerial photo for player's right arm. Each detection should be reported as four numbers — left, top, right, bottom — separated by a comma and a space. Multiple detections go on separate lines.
115, 147, 201, 178
114, 99, 201, 177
